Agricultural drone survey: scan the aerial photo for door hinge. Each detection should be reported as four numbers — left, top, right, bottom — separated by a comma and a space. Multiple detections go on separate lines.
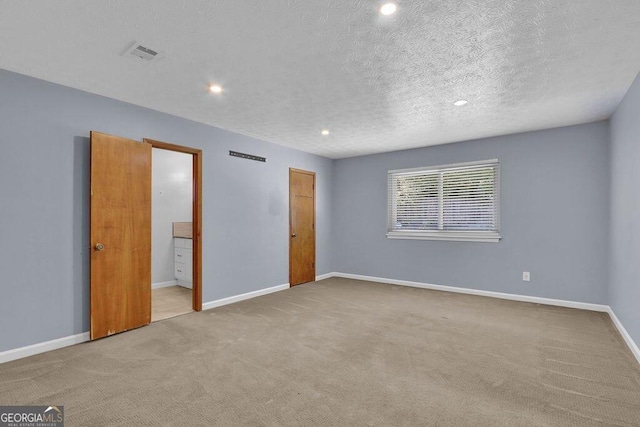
312, 262, 315, 268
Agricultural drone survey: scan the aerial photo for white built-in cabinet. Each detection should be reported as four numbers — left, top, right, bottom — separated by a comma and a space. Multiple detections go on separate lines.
174, 238, 193, 289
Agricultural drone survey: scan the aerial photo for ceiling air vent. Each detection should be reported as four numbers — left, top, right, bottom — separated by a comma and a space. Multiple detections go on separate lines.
123, 42, 162, 62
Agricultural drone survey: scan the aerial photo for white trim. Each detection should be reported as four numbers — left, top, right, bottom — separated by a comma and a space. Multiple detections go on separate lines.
387, 160, 500, 242
1, 283, 291, 364
202, 283, 290, 311
607, 308, 640, 365
388, 158, 500, 175
329, 272, 609, 312
152, 280, 177, 289
324, 272, 640, 365
3, 276, 637, 367
387, 230, 501, 242
0, 332, 90, 364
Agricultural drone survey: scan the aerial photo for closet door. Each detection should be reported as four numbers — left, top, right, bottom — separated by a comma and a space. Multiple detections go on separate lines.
289, 168, 316, 286
90, 131, 151, 340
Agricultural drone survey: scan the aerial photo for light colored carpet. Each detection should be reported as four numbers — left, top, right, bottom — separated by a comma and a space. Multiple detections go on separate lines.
1, 278, 639, 426
152, 285, 192, 322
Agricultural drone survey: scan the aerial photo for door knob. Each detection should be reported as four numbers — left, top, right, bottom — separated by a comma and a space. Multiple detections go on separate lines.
95, 243, 105, 251
291, 233, 296, 237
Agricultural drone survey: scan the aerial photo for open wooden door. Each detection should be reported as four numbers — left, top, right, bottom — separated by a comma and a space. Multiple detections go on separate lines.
289, 168, 316, 286
90, 131, 152, 340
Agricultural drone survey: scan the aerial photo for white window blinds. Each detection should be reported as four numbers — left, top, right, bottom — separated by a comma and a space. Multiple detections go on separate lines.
387, 160, 500, 242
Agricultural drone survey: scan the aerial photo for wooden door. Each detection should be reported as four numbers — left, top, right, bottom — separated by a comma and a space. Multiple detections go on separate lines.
90, 131, 152, 340
289, 168, 316, 286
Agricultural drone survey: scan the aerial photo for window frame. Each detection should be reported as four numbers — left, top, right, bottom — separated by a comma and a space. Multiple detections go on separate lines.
387, 159, 501, 243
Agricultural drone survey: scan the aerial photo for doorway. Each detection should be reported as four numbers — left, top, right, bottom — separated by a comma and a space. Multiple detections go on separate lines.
90, 132, 202, 340
146, 138, 202, 315
150, 148, 193, 321
289, 168, 316, 286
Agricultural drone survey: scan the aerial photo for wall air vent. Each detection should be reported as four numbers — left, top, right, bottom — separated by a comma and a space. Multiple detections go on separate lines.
123, 42, 162, 62
229, 151, 266, 163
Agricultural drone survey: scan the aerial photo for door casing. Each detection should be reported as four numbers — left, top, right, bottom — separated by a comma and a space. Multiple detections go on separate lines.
144, 138, 203, 312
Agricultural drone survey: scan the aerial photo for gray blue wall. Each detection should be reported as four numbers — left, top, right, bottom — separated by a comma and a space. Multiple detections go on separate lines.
332, 122, 610, 304
3, 66, 639, 356
0, 69, 333, 352
610, 71, 640, 347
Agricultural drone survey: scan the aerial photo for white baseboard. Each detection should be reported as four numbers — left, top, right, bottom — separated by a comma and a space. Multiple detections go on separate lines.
152, 280, 177, 289
0, 332, 90, 364
202, 283, 290, 311
324, 272, 639, 365
329, 272, 609, 312
607, 308, 640, 365
4, 275, 637, 367
2, 283, 291, 364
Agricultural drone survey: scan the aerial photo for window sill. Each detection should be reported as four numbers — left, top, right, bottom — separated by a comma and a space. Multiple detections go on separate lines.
386, 231, 501, 243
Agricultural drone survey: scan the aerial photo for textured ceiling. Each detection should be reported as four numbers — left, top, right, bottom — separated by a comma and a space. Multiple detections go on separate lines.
1, 1, 639, 158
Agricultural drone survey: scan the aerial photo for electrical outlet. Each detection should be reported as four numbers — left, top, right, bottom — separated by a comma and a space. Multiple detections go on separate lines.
522, 271, 531, 282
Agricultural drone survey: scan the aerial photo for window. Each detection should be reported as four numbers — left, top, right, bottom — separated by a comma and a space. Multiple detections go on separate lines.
387, 159, 500, 242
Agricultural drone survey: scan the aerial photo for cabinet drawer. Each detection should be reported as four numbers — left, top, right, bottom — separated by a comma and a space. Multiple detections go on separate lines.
174, 262, 187, 280
174, 238, 193, 249
174, 247, 192, 263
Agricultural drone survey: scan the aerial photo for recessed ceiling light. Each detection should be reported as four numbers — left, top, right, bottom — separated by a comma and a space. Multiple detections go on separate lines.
380, 3, 397, 16
321, 130, 330, 136
209, 84, 223, 94
454, 99, 468, 106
